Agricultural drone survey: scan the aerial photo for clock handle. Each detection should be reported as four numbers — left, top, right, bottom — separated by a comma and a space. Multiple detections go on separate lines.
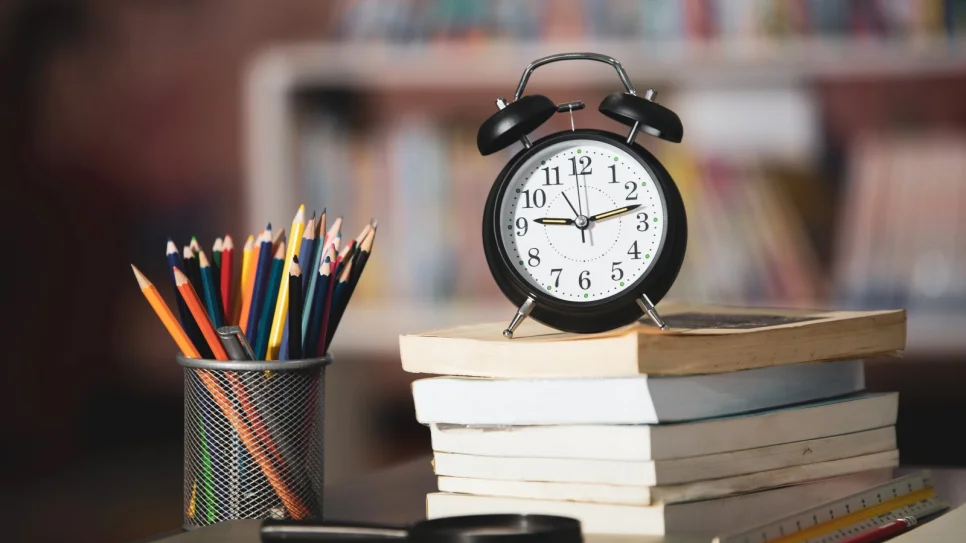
513, 52, 637, 102
503, 297, 536, 339
636, 294, 669, 331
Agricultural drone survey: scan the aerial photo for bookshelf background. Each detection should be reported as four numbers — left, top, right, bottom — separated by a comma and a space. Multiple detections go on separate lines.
245, 0, 966, 358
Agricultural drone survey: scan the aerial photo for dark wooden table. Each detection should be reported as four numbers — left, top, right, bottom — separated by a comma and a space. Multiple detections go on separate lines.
143, 458, 966, 543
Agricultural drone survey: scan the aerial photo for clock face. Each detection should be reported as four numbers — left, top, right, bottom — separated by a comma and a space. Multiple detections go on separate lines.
497, 139, 667, 303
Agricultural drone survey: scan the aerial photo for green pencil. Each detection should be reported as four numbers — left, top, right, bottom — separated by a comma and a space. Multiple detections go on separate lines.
198, 250, 224, 328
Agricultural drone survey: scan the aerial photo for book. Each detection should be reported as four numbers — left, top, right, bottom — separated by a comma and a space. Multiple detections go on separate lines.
399, 304, 905, 378
433, 426, 895, 490
412, 360, 864, 425
435, 449, 898, 505
429, 392, 898, 461
426, 469, 896, 536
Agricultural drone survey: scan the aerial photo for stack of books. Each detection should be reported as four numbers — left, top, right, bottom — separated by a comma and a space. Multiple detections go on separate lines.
399, 303, 906, 536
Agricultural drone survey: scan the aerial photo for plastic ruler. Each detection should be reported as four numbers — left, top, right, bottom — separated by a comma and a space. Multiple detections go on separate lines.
714, 472, 948, 543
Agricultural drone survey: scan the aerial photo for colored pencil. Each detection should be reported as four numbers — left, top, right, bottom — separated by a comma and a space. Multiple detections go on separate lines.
174, 268, 229, 360
254, 241, 286, 360
326, 228, 377, 350
350, 224, 377, 286
132, 265, 201, 358
189, 236, 201, 255
245, 226, 274, 342
221, 235, 234, 321
323, 217, 342, 249
287, 257, 304, 360
321, 258, 354, 355
267, 205, 305, 360
299, 214, 317, 293
301, 241, 329, 346
134, 264, 219, 517
175, 267, 287, 465
166, 240, 210, 357
303, 253, 331, 357
239, 231, 262, 333
272, 228, 286, 254
212, 237, 223, 291
171, 275, 307, 518
183, 245, 204, 305
198, 250, 224, 328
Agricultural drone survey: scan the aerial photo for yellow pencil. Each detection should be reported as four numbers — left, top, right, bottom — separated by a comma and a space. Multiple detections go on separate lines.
266, 205, 305, 360
132, 265, 201, 358
237, 234, 254, 323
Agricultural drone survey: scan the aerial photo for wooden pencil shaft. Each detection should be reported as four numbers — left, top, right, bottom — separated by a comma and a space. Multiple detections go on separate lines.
267, 206, 305, 360
288, 270, 303, 360
200, 257, 224, 329
254, 250, 285, 360
134, 266, 200, 359
245, 237, 274, 343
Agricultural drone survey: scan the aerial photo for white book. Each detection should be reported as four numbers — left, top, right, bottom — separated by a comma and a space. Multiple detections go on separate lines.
436, 449, 898, 505
412, 360, 864, 425
427, 469, 896, 536
433, 426, 895, 490
430, 392, 897, 461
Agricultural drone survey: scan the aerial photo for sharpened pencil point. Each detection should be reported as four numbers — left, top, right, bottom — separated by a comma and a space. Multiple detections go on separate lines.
213, 237, 223, 252
131, 264, 152, 289
222, 235, 234, 250
274, 241, 286, 259
174, 267, 190, 285
198, 250, 210, 268
183, 246, 194, 259
166, 240, 179, 255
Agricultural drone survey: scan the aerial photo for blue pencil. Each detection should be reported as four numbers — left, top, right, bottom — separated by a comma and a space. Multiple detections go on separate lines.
302, 254, 332, 357
166, 239, 211, 358
245, 224, 273, 344
198, 250, 223, 328
299, 213, 318, 294
254, 241, 286, 360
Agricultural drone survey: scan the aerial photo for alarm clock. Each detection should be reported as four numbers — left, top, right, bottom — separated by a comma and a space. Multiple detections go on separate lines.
477, 52, 687, 338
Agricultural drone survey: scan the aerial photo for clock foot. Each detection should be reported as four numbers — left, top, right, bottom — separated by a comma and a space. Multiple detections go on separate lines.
503, 297, 536, 339
636, 294, 669, 330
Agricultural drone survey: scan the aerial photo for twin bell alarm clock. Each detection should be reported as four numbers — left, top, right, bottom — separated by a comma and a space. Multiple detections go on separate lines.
477, 52, 687, 338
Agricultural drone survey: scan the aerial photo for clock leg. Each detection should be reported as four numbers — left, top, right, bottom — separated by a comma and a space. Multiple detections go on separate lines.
503, 297, 536, 339
636, 294, 669, 330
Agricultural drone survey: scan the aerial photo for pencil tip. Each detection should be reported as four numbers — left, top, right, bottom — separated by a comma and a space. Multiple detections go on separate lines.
274, 241, 286, 258
198, 250, 210, 267
131, 265, 151, 288
293, 255, 300, 264
173, 267, 189, 284
166, 240, 178, 254
266, 222, 272, 230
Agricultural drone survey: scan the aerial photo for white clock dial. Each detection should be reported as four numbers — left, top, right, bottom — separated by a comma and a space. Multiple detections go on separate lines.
498, 139, 667, 302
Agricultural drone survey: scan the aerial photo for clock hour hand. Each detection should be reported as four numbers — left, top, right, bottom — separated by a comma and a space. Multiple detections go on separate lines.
588, 204, 642, 223
534, 217, 575, 226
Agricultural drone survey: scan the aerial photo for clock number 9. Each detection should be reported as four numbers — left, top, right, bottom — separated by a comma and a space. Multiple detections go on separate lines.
636, 212, 649, 231
528, 248, 541, 267
579, 270, 591, 290
515, 217, 528, 236
522, 189, 546, 209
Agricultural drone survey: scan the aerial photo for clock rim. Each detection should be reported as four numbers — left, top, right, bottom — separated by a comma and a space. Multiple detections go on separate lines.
482, 129, 688, 334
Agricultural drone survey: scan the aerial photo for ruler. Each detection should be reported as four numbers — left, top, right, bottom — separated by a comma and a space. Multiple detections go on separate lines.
714, 472, 948, 543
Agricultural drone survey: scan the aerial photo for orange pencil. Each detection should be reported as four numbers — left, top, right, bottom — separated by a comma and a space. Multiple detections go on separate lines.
132, 265, 200, 358
174, 268, 229, 360
239, 229, 265, 333
175, 266, 286, 463
221, 235, 234, 320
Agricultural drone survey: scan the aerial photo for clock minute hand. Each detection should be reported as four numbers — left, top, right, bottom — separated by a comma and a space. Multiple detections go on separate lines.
534, 217, 575, 226
588, 204, 642, 222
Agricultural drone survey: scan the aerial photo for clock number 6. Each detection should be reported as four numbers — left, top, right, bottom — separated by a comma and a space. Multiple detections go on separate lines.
579, 270, 591, 290
528, 248, 541, 267
611, 262, 624, 281
636, 212, 649, 231
550, 268, 562, 288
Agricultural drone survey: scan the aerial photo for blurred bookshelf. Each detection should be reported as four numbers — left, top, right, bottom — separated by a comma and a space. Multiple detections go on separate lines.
243, 0, 966, 358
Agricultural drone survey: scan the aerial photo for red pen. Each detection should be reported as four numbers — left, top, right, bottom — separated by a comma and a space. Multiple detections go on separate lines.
837, 516, 917, 543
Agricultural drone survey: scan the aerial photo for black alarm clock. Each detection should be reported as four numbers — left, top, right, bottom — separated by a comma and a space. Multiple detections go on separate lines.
477, 52, 687, 338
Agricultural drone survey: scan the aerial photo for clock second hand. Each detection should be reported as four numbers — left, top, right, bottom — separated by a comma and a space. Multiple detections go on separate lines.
561, 192, 586, 244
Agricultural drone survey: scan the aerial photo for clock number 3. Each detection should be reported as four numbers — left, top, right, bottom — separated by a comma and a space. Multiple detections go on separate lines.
637, 212, 649, 231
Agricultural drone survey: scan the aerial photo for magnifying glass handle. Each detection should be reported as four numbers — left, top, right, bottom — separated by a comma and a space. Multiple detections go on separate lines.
260, 518, 408, 541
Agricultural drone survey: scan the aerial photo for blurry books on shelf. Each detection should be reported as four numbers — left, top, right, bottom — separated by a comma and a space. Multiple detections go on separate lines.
399, 304, 907, 536
329, 0, 966, 43
833, 132, 966, 353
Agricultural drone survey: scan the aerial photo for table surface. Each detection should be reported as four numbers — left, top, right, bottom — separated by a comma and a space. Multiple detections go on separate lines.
144, 458, 966, 543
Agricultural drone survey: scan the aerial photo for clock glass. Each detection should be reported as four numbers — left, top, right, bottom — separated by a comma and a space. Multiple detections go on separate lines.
497, 139, 668, 303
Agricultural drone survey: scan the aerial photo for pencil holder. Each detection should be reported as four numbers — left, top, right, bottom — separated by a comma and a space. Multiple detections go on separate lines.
177, 354, 331, 529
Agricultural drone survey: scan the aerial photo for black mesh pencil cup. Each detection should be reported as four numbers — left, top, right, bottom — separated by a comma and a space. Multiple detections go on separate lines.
177, 354, 331, 529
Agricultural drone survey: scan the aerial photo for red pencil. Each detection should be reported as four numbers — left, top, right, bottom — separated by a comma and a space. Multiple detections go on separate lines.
221, 234, 234, 319
837, 516, 916, 543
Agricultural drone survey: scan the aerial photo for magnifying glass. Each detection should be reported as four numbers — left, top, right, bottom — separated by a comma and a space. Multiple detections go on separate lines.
261, 514, 583, 542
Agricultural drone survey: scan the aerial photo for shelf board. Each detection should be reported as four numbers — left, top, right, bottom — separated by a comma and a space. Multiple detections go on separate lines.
251, 38, 966, 90
325, 300, 966, 357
